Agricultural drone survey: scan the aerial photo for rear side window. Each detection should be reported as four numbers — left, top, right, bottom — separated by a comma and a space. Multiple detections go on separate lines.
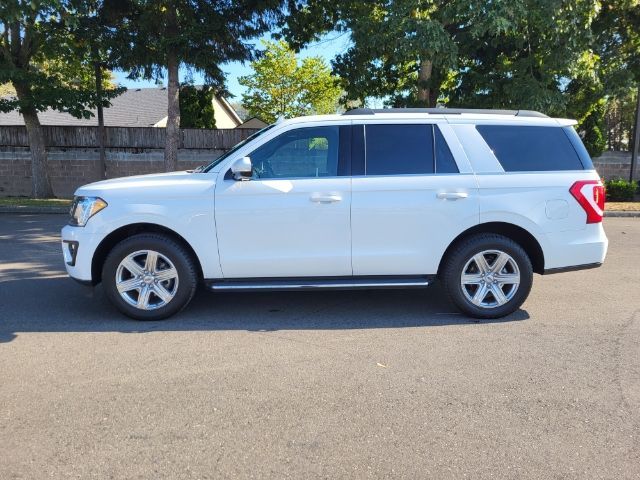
476, 125, 585, 171
365, 124, 434, 175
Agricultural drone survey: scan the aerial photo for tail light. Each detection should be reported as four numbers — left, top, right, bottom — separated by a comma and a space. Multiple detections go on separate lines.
570, 180, 605, 224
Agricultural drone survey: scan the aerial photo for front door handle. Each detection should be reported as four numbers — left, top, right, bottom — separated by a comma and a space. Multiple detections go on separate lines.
310, 194, 342, 204
437, 192, 469, 200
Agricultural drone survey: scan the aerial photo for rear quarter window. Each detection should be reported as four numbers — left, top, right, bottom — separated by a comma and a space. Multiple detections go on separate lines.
562, 126, 594, 170
476, 125, 586, 172
434, 126, 459, 174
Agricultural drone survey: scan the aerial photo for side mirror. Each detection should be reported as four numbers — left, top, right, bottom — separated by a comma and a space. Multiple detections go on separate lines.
231, 156, 252, 181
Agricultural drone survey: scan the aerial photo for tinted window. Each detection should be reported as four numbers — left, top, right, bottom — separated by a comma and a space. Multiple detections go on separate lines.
476, 125, 584, 171
563, 126, 594, 169
435, 126, 458, 173
365, 124, 434, 175
249, 126, 339, 178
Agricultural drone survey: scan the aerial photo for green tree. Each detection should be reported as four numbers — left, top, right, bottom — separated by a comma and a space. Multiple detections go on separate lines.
591, 0, 639, 98
562, 0, 640, 158
114, 0, 284, 171
591, 0, 640, 166
284, 1, 458, 107
239, 40, 341, 123
565, 53, 608, 157
1, 56, 115, 97
604, 88, 637, 151
284, 0, 606, 115
179, 85, 215, 128
64, 0, 132, 179
444, 0, 598, 115
0, 0, 122, 198
285, 1, 588, 109
580, 102, 607, 157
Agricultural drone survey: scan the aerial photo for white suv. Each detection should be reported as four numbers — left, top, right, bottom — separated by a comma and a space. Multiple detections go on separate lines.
61, 108, 608, 320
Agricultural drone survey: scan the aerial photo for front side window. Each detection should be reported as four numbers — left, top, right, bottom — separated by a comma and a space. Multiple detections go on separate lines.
249, 126, 339, 179
365, 124, 434, 175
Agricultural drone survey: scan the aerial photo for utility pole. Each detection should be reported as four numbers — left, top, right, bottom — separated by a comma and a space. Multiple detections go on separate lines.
630, 85, 640, 182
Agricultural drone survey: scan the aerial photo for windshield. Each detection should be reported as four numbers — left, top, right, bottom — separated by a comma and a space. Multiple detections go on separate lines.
202, 124, 275, 172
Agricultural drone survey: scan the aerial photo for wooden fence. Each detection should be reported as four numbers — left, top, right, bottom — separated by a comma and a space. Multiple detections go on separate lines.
0, 126, 259, 149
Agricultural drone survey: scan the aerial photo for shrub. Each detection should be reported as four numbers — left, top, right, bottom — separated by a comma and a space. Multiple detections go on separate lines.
604, 179, 638, 202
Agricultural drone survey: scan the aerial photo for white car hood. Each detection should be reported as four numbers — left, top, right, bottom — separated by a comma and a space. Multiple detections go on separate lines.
75, 171, 216, 199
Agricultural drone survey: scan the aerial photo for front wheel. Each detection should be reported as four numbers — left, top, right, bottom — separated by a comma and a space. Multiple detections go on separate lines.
102, 234, 198, 320
441, 234, 533, 319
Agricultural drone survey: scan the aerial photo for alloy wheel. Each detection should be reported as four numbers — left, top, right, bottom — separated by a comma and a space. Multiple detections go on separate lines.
460, 249, 520, 309
115, 250, 179, 310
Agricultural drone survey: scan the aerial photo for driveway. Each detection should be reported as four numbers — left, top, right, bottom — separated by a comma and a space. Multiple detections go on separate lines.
1, 214, 639, 479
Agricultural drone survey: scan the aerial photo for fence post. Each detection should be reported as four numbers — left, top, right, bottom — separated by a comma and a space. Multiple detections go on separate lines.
94, 58, 107, 179
630, 85, 640, 182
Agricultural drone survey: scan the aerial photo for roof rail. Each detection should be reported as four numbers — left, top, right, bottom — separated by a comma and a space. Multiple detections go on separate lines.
342, 108, 548, 118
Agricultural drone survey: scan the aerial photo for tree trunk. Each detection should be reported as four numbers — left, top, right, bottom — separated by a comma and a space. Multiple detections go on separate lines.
94, 58, 107, 179
164, 4, 180, 172
13, 82, 54, 198
417, 59, 437, 108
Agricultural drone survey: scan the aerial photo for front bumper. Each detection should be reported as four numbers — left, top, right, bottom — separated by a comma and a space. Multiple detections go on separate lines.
61, 225, 105, 283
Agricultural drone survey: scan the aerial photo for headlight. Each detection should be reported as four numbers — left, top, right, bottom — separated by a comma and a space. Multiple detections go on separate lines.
69, 196, 108, 226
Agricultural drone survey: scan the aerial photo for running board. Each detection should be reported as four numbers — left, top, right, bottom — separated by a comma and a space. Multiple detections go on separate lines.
205, 276, 433, 292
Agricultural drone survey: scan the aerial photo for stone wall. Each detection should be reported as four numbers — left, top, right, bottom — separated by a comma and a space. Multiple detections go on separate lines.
0, 126, 258, 198
0, 147, 223, 197
592, 151, 637, 181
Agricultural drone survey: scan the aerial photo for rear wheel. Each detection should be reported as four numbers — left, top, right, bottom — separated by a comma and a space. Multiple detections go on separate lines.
441, 234, 533, 319
102, 234, 198, 320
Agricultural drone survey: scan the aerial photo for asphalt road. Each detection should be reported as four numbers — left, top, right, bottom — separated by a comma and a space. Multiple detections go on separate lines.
1, 214, 639, 479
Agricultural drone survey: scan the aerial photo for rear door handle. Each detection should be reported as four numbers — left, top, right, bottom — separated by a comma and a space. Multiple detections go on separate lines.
437, 192, 469, 200
310, 194, 342, 204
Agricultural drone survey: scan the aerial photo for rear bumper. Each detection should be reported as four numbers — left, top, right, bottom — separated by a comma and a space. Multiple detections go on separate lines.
542, 224, 608, 271
543, 262, 602, 275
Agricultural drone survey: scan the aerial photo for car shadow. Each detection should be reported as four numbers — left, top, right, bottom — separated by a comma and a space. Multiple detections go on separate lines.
0, 276, 530, 343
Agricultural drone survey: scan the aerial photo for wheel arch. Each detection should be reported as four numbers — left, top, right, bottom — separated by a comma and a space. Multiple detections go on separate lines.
91, 223, 204, 285
438, 222, 545, 275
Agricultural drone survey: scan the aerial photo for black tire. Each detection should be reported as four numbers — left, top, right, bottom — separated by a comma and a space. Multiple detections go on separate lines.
102, 233, 198, 320
441, 234, 533, 319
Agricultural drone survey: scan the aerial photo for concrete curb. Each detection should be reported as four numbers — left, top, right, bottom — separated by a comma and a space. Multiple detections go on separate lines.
0, 205, 69, 214
604, 211, 640, 218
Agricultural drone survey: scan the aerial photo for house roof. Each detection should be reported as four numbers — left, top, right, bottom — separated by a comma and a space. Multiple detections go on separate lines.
0, 87, 240, 127
237, 117, 268, 129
